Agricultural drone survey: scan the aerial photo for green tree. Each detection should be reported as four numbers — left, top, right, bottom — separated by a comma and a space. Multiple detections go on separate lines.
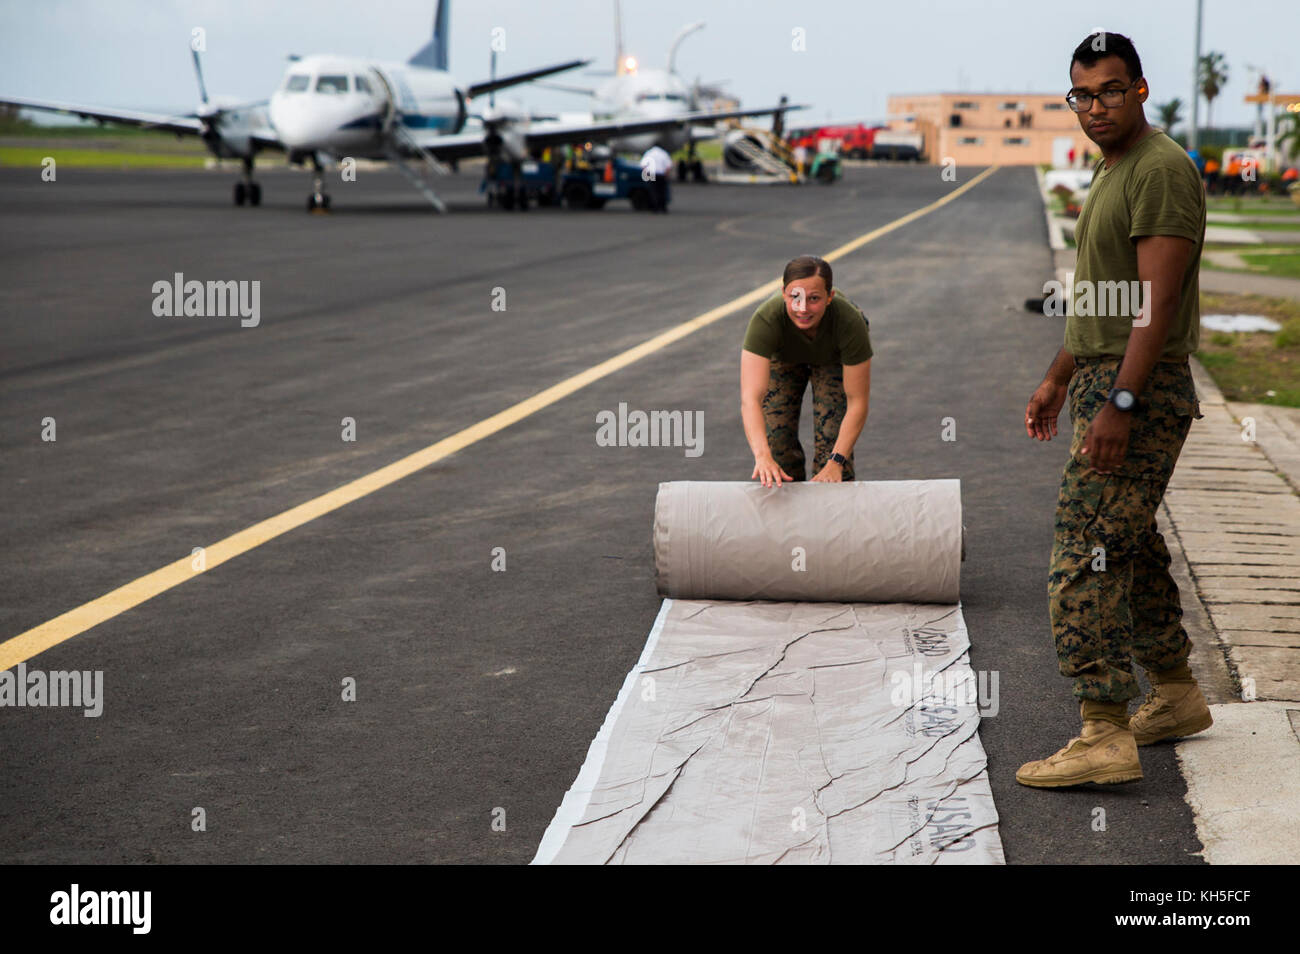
1199, 52, 1229, 134
1278, 110, 1300, 163
1156, 98, 1184, 134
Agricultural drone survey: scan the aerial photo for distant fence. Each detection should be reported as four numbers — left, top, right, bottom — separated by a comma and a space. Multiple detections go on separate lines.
1170, 128, 1254, 149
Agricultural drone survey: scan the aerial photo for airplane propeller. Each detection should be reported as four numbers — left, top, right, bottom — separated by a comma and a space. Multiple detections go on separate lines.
192, 48, 211, 108
189, 46, 228, 142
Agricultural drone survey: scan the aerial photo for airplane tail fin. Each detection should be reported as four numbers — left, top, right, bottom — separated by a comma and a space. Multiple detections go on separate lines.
408, 0, 450, 71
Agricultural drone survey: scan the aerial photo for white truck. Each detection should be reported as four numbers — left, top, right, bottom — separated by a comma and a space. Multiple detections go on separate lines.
871, 130, 924, 161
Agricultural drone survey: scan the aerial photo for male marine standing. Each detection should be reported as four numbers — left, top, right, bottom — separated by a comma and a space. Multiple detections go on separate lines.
1018, 32, 1212, 788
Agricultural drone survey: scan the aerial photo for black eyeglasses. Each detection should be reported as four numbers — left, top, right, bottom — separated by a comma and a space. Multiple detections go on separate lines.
1065, 82, 1140, 112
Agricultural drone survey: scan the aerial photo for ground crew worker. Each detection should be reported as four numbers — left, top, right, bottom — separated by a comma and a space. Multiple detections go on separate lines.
1019, 32, 1212, 788
639, 144, 673, 212
740, 256, 871, 487
1203, 155, 1220, 194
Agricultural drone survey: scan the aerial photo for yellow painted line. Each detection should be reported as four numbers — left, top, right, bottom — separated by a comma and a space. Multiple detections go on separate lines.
0, 165, 1000, 671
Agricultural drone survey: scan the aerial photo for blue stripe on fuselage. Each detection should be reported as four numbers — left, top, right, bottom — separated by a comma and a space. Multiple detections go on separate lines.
339, 112, 456, 132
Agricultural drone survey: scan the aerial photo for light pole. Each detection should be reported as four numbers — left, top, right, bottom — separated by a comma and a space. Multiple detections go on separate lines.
1189, 0, 1202, 152
1246, 64, 1265, 141
1246, 64, 1278, 174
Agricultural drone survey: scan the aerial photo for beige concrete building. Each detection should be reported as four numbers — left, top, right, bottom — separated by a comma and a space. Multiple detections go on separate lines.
887, 92, 1099, 166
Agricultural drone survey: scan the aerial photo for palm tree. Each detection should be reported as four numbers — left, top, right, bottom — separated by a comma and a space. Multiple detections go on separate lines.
1199, 52, 1228, 135
1278, 111, 1300, 163
1156, 98, 1184, 135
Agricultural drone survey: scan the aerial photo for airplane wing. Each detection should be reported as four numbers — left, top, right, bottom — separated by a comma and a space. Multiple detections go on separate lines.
530, 80, 598, 97
0, 95, 285, 151
465, 59, 592, 100
408, 130, 495, 162
1, 95, 205, 136
516, 102, 809, 151
377, 101, 811, 164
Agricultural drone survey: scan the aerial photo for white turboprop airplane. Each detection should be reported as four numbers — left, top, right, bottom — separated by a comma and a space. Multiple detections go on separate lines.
2, 1, 804, 213
535, 2, 798, 180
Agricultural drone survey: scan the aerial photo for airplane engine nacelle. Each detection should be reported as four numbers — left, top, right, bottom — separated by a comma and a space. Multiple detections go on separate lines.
499, 127, 528, 163
210, 114, 255, 159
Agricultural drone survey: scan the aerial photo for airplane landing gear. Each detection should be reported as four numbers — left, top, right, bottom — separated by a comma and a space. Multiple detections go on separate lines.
677, 145, 707, 182
233, 158, 261, 207
307, 157, 331, 213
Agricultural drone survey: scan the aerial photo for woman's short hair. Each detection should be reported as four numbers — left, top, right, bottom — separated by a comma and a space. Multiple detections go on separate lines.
783, 255, 832, 292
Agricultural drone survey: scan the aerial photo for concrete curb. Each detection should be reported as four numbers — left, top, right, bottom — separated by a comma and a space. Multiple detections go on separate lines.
1033, 166, 1069, 253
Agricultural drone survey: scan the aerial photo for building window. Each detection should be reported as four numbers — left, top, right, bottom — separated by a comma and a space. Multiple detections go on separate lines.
1043, 102, 1068, 111
999, 101, 1024, 110
1003, 137, 1029, 146
949, 114, 963, 127
957, 137, 983, 146
953, 101, 979, 110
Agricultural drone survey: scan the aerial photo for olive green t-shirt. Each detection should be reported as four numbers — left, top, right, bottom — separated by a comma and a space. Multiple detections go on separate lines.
1066, 128, 1206, 358
742, 289, 873, 365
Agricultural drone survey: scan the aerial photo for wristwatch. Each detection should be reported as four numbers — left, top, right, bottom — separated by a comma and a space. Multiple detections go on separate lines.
830, 452, 849, 466
1107, 388, 1136, 412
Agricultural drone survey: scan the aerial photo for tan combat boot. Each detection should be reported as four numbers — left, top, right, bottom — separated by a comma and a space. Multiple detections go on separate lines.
1016, 700, 1143, 788
1130, 665, 1213, 746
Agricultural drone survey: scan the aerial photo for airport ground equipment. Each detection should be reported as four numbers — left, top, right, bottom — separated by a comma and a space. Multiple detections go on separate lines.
560, 157, 659, 211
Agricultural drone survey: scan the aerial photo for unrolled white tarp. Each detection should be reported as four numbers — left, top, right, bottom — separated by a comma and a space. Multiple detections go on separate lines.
534, 481, 1003, 865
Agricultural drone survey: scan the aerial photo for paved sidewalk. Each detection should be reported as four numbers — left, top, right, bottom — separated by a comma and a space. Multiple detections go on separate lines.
1207, 212, 1300, 225
1200, 268, 1300, 300
1160, 331, 1300, 865
1164, 363, 1300, 704
1204, 225, 1300, 244
1051, 244, 1300, 300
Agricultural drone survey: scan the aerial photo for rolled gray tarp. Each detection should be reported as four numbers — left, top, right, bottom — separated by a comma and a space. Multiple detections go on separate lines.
534, 478, 1004, 865
654, 479, 962, 604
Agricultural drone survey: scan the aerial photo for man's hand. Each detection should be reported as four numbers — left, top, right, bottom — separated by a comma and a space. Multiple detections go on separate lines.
753, 454, 794, 488
1081, 403, 1132, 473
1026, 380, 1068, 440
811, 460, 844, 482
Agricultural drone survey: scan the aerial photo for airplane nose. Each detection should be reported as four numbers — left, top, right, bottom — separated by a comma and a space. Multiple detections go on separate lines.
268, 95, 344, 151
269, 98, 311, 150
643, 102, 680, 121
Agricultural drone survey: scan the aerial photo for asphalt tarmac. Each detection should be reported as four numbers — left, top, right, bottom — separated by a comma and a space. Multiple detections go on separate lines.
0, 162, 1209, 863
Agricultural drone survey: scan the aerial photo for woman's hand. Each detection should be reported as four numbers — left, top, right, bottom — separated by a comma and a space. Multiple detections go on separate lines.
753, 453, 794, 488
811, 461, 844, 482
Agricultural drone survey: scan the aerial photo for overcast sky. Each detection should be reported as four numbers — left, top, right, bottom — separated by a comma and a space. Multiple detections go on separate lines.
1, 0, 1295, 130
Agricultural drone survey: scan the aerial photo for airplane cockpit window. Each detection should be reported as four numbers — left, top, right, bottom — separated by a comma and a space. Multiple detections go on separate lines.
354, 75, 373, 94
284, 74, 310, 93
636, 92, 687, 103
316, 75, 349, 94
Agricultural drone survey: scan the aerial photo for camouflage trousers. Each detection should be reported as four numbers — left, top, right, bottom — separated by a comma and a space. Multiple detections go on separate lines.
1050, 357, 1202, 703
762, 361, 854, 481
